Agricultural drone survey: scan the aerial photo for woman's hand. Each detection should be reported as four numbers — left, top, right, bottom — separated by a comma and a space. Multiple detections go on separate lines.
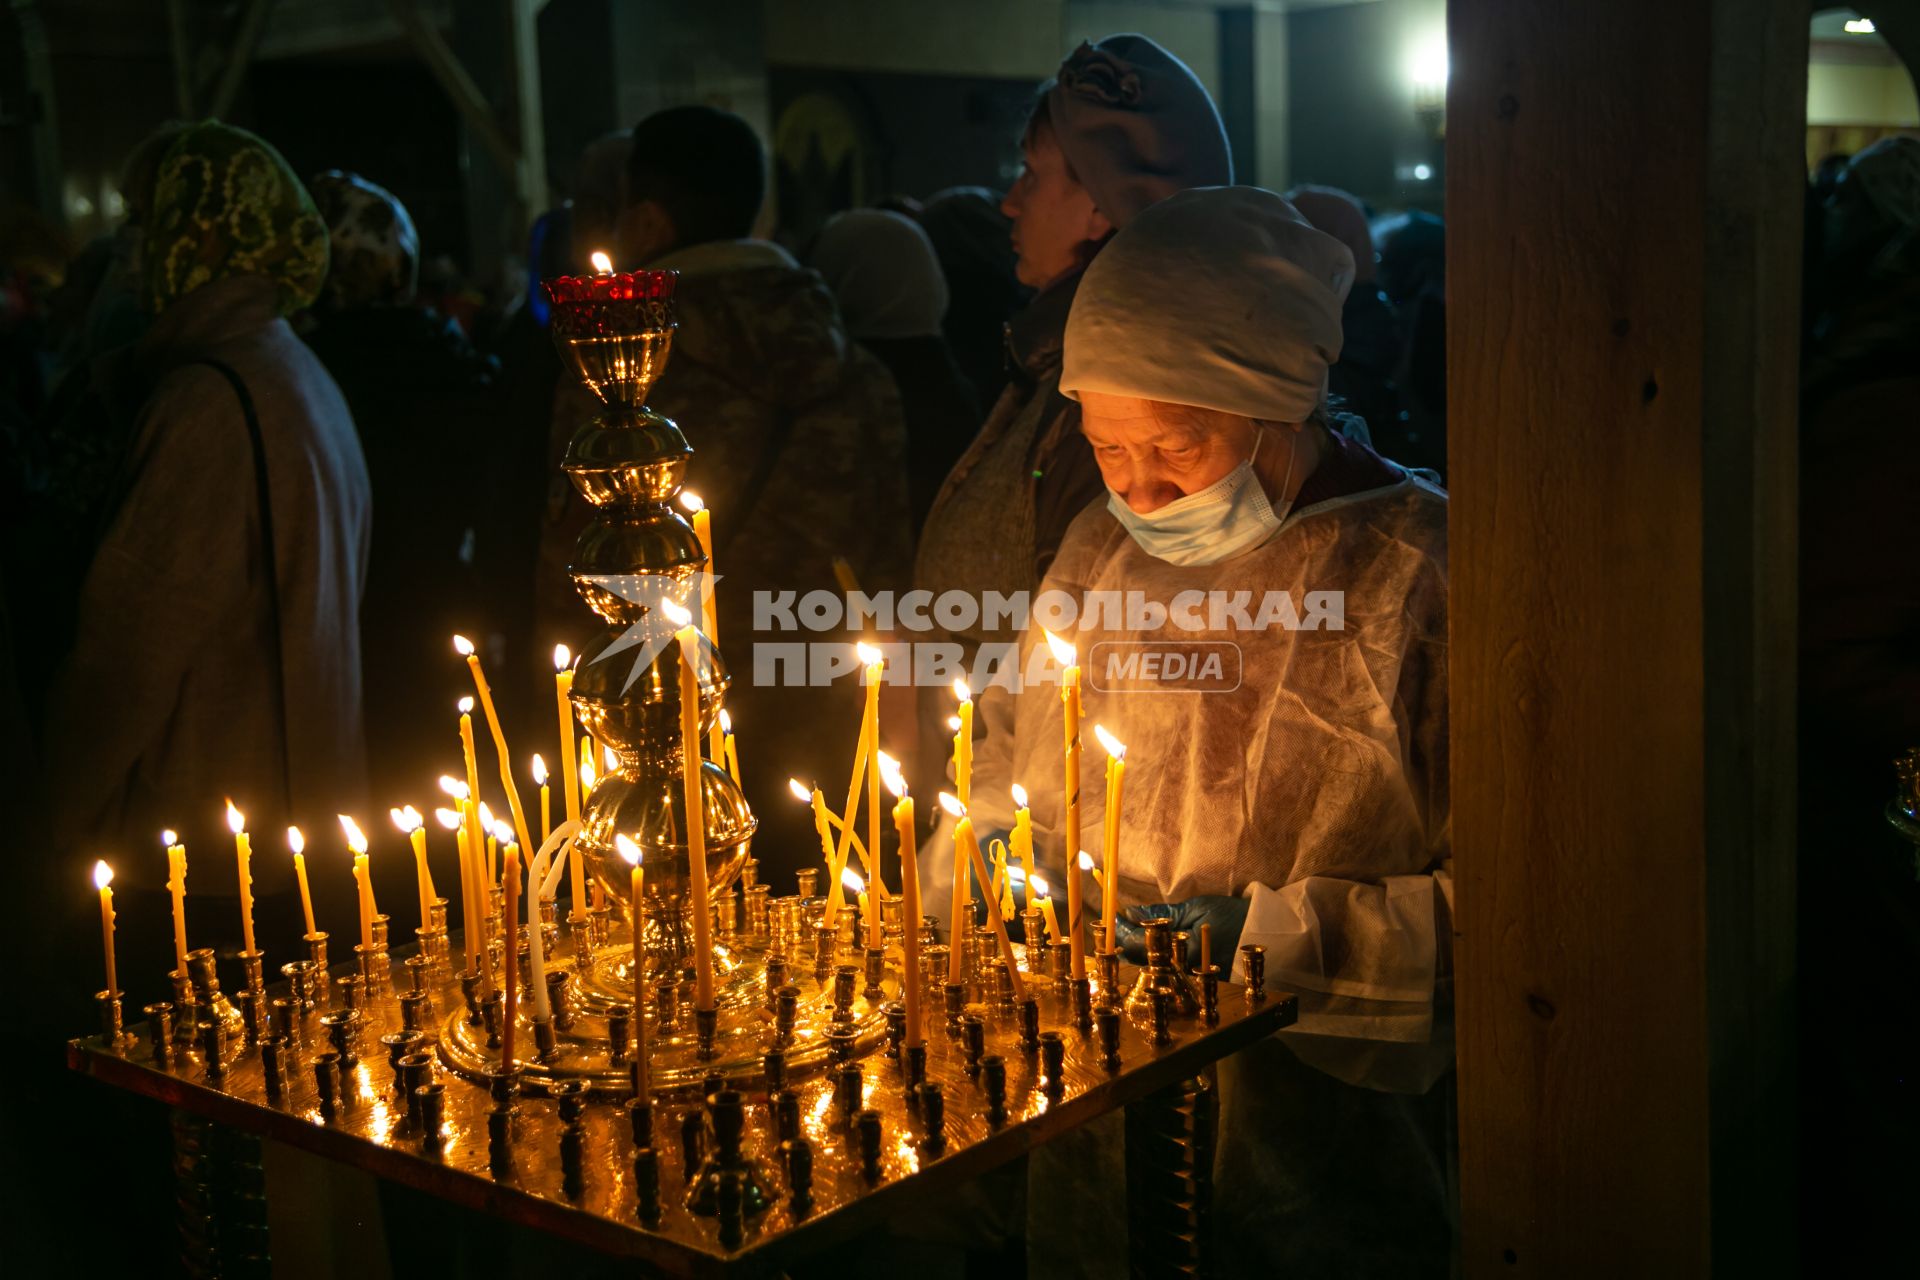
1111, 896, 1251, 969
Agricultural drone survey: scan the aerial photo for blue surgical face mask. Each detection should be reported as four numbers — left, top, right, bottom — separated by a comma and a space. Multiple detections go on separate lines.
1106, 428, 1296, 566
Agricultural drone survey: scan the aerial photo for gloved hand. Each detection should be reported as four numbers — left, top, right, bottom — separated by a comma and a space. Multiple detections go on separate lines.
1111, 896, 1251, 970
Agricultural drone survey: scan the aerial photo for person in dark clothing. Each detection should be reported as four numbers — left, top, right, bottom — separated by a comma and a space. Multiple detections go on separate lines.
1376, 210, 1447, 479
302, 171, 496, 824
1286, 185, 1410, 463
1795, 135, 1920, 1273
919, 186, 1028, 410
809, 208, 982, 532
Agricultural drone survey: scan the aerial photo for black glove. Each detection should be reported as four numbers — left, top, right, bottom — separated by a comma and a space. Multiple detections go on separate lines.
1111, 896, 1251, 970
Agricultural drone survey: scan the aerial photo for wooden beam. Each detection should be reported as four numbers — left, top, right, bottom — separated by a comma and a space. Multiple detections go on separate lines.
387, 0, 523, 182
506, 0, 549, 214
1448, 0, 1804, 1274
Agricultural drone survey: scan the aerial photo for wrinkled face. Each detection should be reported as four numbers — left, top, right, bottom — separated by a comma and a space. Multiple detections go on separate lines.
1002, 126, 1112, 290
1080, 393, 1259, 514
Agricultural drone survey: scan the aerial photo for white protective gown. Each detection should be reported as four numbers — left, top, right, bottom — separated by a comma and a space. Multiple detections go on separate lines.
954, 466, 1453, 1086
928, 466, 1454, 1277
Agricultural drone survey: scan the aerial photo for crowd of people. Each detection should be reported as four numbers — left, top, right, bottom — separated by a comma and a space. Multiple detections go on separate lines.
1, 25, 1911, 1277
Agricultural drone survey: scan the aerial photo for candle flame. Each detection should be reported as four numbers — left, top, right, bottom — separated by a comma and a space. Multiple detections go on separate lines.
1008, 864, 1027, 884
788, 778, 813, 803
952, 677, 972, 702
389, 806, 422, 835
1030, 874, 1050, 899
458, 696, 474, 715
338, 815, 368, 855
660, 598, 693, 627
615, 833, 642, 866
492, 820, 516, 847
225, 799, 245, 834
1041, 626, 1077, 666
433, 807, 461, 831
1078, 850, 1097, 872
452, 634, 475, 657
93, 859, 113, 890
590, 250, 613, 274
532, 753, 548, 786
877, 750, 906, 799
680, 490, 705, 513
478, 802, 495, 830
855, 640, 883, 667
437, 775, 470, 801
553, 643, 572, 671
287, 826, 305, 854
580, 758, 597, 790
719, 708, 732, 735
938, 791, 966, 819
162, 828, 179, 848
1093, 723, 1127, 759
1011, 783, 1030, 809
840, 866, 865, 894
947, 715, 962, 732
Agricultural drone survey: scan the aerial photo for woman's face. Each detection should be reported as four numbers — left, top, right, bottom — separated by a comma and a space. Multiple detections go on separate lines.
1002, 126, 1112, 290
1080, 393, 1258, 514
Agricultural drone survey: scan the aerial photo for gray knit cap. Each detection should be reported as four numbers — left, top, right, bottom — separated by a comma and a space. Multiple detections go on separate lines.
1045, 34, 1234, 229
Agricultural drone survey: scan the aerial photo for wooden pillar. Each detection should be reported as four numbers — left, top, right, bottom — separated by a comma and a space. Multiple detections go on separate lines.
1448, 2, 1805, 1274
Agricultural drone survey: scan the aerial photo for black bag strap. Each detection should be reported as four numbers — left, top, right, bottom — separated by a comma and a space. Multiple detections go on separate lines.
196, 359, 294, 815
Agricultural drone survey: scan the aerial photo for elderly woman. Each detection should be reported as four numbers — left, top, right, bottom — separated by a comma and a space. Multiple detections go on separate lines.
961, 187, 1452, 1275
46, 122, 370, 944
908, 33, 1232, 801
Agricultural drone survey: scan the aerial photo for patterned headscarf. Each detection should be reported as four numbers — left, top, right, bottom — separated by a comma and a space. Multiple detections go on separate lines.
308, 170, 420, 309
141, 121, 328, 317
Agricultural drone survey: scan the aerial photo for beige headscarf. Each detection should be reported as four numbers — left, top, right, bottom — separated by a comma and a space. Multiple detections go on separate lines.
1059, 186, 1354, 423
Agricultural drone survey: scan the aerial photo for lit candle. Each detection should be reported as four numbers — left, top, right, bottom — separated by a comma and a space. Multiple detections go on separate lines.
226, 801, 255, 955
952, 679, 974, 806
1094, 724, 1126, 955
501, 834, 520, 1068
341, 815, 374, 950
1031, 875, 1062, 943
439, 774, 480, 969
454, 635, 536, 864
993, 842, 1017, 920
555, 645, 580, 821
719, 709, 741, 787
1079, 849, 1104, 892
825, 642, 883, 926
1011, 785, 1036, 911
842, 866, 871, 939
94, 860, 117, 998
617, 834, 648, 1091
1043, 628, 1086, 980
480, 801, 499, 886
864, 662, 884, 951
942, 788, 972, 985
665, 601, 715, 1010
533, 754, 551, 845
591, 250, 614, 274
163, 830, 188, 974
525, 844, 551, 1023
393, 806, 434, 928
881, 755, 923, 1048
792, 778, 836, 876
290, 826, 316, 937
578, 752, 602, 912
683, 491, 724, 768
938, 792, 1024, 1000
457, 696, 486, 931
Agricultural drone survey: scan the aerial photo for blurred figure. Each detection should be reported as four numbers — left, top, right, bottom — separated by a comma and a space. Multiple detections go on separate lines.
909, 34, 1231, 801
1375, 210, 1447, 478
1286, 185, 1401, 453
1797, 134, 1920, 1271
303, 171, 498, 820
45, 122, 369, 938
536, 105, 909, 879
919, 185, 1026, 410
809, 208, 981, 530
